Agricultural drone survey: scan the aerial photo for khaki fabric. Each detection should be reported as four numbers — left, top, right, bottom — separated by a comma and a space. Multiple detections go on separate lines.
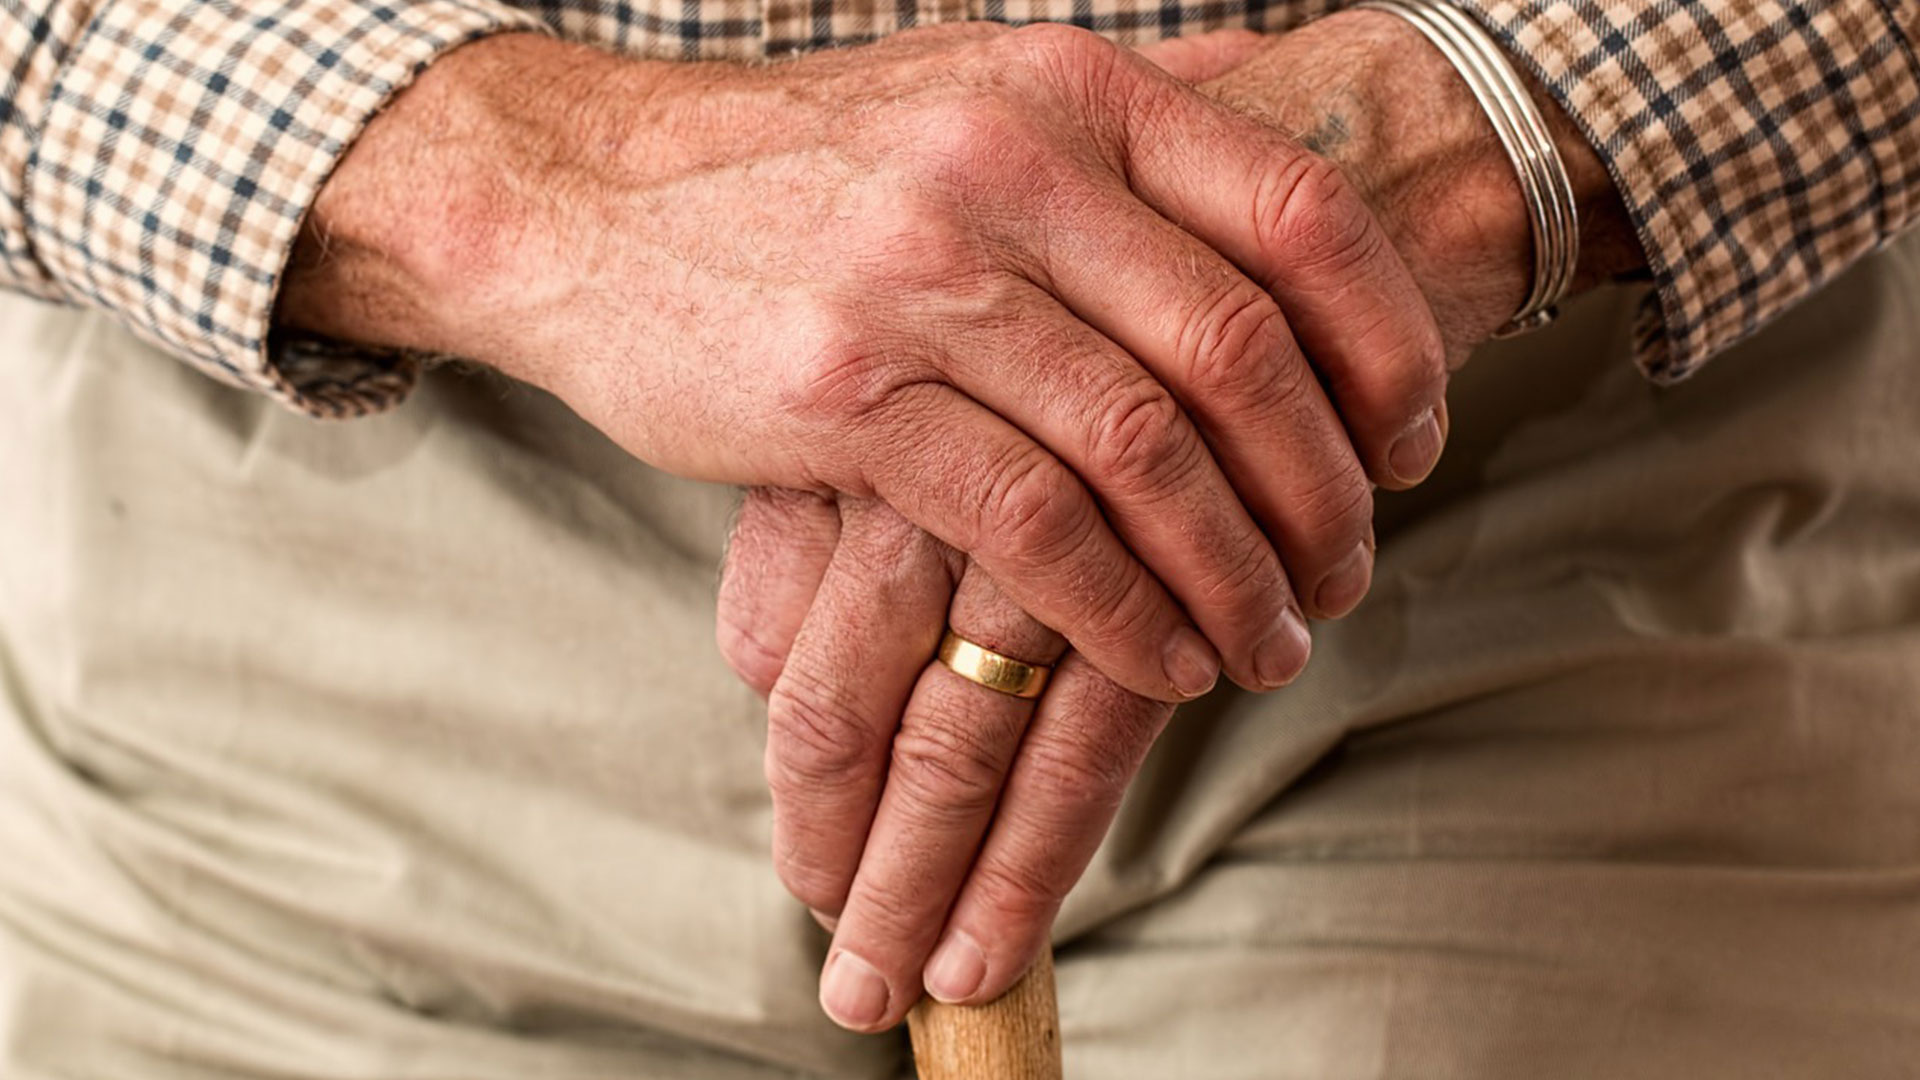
2, 236, 1919, 1077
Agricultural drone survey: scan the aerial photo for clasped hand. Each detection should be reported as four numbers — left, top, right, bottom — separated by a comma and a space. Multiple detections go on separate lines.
707, 20, 1506, 1034
287, 10, 1545, 1037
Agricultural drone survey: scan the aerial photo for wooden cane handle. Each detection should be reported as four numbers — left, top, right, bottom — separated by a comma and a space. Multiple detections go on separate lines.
907, 946, 1062, 1080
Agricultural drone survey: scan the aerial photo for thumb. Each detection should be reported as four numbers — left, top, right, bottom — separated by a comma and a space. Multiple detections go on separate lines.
1133, 28, 1267, 82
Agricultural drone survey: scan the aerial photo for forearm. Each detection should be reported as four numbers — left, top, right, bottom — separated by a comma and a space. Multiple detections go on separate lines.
277, 33, 667, 382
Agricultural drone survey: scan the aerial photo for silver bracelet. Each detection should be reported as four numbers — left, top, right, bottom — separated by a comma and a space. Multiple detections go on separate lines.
1353, 0, 1580, 336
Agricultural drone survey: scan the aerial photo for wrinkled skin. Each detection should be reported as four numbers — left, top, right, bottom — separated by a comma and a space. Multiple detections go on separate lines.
284, 23, 1448, 708
280, 10, 1636, 1037
716, 13, 1642, 1033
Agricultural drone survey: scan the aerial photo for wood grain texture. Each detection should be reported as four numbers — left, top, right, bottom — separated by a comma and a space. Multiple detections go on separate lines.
907, 946, 1062, 1080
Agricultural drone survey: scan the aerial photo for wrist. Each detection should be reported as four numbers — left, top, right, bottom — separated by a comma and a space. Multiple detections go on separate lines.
1202, 10, 1642, 354
1329, 8, 1641, 336
275, 33, 679, 387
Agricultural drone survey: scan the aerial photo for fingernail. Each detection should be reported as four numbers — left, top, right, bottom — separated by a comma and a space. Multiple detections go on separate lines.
810, 909, 839, 933
820, 949, 891, 1031
1314, 542, 1373, 618
1388, 407, 1445, 486
1252, 608, 1312, 689
1163, 626, 1221, 698
924, 930, 987, 1004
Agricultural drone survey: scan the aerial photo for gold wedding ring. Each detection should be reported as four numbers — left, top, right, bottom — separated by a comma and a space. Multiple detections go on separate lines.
935, 630, 1052, 700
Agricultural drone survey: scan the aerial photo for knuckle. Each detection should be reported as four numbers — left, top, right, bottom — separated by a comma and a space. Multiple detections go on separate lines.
905, 78, 1083, 210
1257, 155, 1381, 275
848, 876, 934, 946
914, 92, 996, 153
887, 709, 1010, 820
1179, 282, 1293, 403
1084, 385, 1197, 497
1074, 562, 1167, 656
1291, 457, 1374, 543
1001, 22, 1137, 118
764, 676, 884, 795
976, 449, 1174, 662
968, 855, 1069, 926
1256, 348, 1319, 427
1005, 21, 1120, 72
983, 447, 1092, 568
770, 837, 849, 914
1323, 309, 1448, 429
1018, 736, 1135, 808
941, 270, 1051, 333
839, 499, 933, 569
868, 193, 991, 282
1193, 534, 1283, 612
781, 330, 910, 429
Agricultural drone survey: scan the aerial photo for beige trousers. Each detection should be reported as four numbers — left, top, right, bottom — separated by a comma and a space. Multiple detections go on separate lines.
2, 236, 1918, 1078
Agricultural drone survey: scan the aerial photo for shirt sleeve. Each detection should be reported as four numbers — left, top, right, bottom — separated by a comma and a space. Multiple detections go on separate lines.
1, 0, 545, 417
1448, 0, 1920, 383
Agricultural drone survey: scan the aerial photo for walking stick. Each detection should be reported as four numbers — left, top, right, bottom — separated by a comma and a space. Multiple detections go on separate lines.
907, 944, 1062, 1079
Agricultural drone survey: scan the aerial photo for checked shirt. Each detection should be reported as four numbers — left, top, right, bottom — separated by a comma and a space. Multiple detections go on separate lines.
2, 0, 1918, 416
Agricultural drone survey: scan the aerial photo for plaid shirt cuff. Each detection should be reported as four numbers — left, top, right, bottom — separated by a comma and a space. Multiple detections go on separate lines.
22, 0, 545, 417
1451, 0, 1920, 383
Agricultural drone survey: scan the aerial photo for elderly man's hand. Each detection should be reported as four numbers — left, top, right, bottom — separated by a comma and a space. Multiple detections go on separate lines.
718, 11, 1646, 1033
722, 489, 1179, 1033
281, 23, 1448, 704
